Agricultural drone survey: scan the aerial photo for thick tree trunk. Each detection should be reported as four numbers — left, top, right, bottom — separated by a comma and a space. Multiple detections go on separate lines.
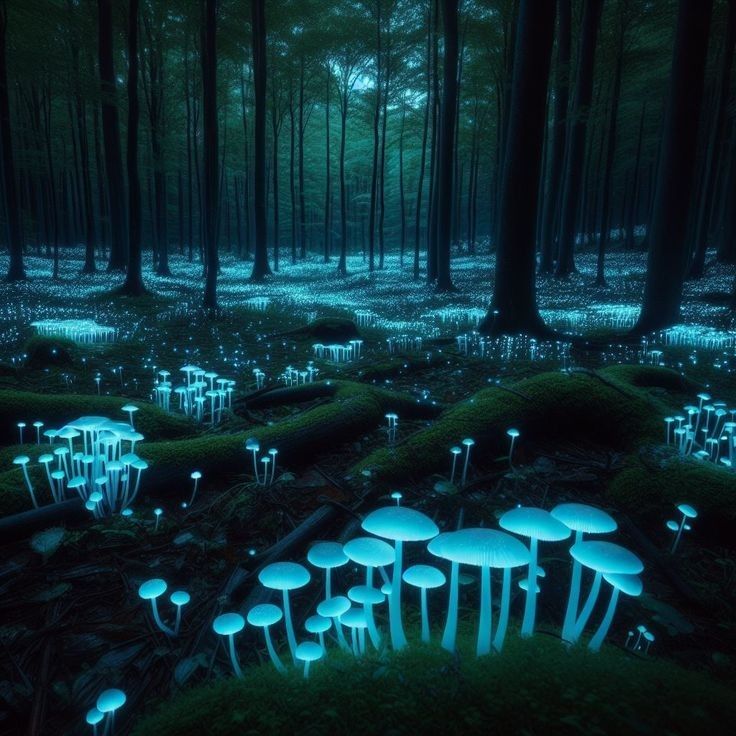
634, 0, 713, 334
555, 0, 604, 277
250, 0, 271, 281
479, 0, 556, 335
435, 0, 459, 292
201, 0, 219, 305
539, 0, 571, 274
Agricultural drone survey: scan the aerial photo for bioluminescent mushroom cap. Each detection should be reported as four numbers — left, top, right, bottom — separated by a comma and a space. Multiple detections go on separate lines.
170, 591, 191, 607
317, 595, 350, 619
518, 579, 541, 594
307, 541, 349, 569
305, 614, 331, 634
677, 503, 698, 519
499, 507, 571, 542
96, 688, 126, 713
603, 572, 643, 597
121, 404, 138, 413
340, 608, 368, 628
403, 564, 446, 589
570, 541, 643, 575
212, 612, 245, 636
245, 437, 260, 452
550, 503, 617, 534
138, 578, 167, 600
295, 641, 323, 662
247, 603, 283, 628
462, 437, 475, 447
428, 528, 530, 568
507, 428, 520, 438
343, 536, 395, 567
86, 708, 104, 726
190, 471, 202, 480
13, 455, 30, 465
348, 585, 385, 606
361, 507, 439, 542
258, 562, 310, 590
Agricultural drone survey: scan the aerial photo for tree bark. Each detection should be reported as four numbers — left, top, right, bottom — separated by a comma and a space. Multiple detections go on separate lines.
634, 0, 713, 333
251, 0, 272, 281
555, 0, 604, 277
479, 0, 556, 335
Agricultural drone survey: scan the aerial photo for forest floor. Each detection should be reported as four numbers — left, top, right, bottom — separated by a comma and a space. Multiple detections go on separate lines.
0, 247, 734, 735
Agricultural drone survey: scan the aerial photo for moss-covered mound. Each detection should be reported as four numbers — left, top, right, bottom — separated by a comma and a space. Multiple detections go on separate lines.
22, 335, 76, 368
0, 389, 195, 446
353, 366, 674, 484
608, 452, 736, 540
133, 635, 736, 736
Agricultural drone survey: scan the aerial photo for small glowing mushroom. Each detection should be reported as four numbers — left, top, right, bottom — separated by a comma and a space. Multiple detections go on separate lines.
295, 641, 323, 678
402, 564, 446, 643
268, 448, 278, 484
17, 421, 26, 444
95, 688, 126, 736
361, 506, 439, 650
212, 612, 246, 678
245, 437, 261, 483
247, 603, 286, 673
138, 579, 174, 635
506, 428, 520, 467
317, 595, 351, 651
449, 446, 462, 483
569, 541, 643, 644
460, 437, 475, 485
499, 506, 570, 637
170, 590, 190, 636
305, 614, 332, 651
121, 404, 139, 429
340, 608, 368, 655
188, 471, 202, 506
153, 507, 163, 532
258, 562, 310, 663
33, 421, 44, 444
669, 503, 697, 553
588, 573, 643, 652
307, 541, 348, 600
85, 707, 104, 735
643, 630, 655, 654
551, 503, 617, 644
13, 456, 37, 508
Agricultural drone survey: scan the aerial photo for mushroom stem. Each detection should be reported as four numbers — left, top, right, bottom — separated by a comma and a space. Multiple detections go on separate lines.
174, 608, 182, 636
521, 538, 539, 637
331, 616, 350, 651
227, 634, 243, 678
441, 561, 460, 653
325, 569, 332, 600
388, 540, 407, 650
150, 599, 174, 636
420, 588, 430, 643
264, 627, 286, 673
561, 529, 584, 644
303, 659, 311, 679
364, 568, 382, 649
493, 567, 512, 653
573, 571, 603, 641
588, 587, 620, 652
21, 466, 38, 508
477, 565, 493, 656
282, 590, 298, 664
671, 514, 687, 553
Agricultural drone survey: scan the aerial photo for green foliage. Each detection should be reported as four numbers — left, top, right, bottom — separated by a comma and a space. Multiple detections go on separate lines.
22, 335, 76, 369
132, 633, 736, 736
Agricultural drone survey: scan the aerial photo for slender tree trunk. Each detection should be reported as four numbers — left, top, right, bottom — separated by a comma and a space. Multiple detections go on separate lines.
555, 0, 604, 277
251, 0, 271, 281
121, 0, 145, 295
414, 1, 432, 280
289, 88, 297, 265
539, 0, 571, 273
338, 101, 348, 276
201, 0, 219, 305
435, 0, 459, 292
479, 0, 556, 335
634, 0, 713, 333
368, 0, 381, 272
324, 65, 331, 263
298, 54, 307, 258
625, 102, 646, 250
399, 99, 406, 266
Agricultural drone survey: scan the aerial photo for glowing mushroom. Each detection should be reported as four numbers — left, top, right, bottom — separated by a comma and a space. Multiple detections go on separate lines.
212, 612, 246, 678
402, 564, 446, 643
588, 572, 643, 652
307, 541, 349, 600
361, 506, 439, 650
295, 641, 323, 678
247, 603, 286, 673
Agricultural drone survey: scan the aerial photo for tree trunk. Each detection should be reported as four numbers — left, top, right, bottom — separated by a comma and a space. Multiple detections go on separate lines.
121, 0, 145, 295
435, 0, 459, 292
634, 0, 713, 333
479, 0, 556, 335
398, 99, 406, 266
97, 0, 127, 271
201, 0, 219, 305
338, 103, 348, 276
539, 0, 571, 273
368, 0, 381, 272
555, 0, 604, 277
324, 65, 331, 263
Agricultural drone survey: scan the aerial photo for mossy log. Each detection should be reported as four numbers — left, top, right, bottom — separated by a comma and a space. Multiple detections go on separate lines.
351, 366, 674, 485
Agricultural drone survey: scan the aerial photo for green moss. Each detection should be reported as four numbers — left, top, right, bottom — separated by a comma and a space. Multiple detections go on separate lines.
22, 335, 77, 368
132, 633, 736, 736
0, 389, 195, 446
608, 453, 736, 541
354, 368, 671, 484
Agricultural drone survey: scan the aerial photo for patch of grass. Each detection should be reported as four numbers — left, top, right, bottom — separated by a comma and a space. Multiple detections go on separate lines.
22, 335, 77, 369
132, 632, 736, 736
